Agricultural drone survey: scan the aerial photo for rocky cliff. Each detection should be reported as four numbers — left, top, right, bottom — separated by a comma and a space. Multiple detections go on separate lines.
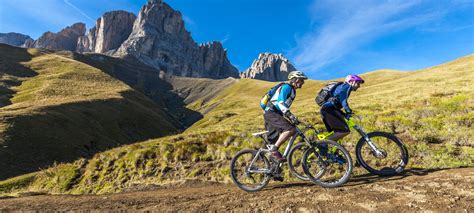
3, 0, 238, 79
115, 0, 238, 79
32, 23, 86, 51
240, 53, 297, 81
77, 11, 136, 53
0, 32, 33, 47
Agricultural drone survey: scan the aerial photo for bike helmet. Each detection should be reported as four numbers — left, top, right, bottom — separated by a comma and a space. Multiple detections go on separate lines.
288, 71, 308, 80
345, 74, 364, 83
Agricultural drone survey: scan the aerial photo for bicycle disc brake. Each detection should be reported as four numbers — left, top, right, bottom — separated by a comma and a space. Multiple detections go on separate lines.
372, 149, 387, 159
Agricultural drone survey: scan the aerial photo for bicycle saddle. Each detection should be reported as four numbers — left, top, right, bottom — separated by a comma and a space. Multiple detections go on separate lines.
251, 131, 269, 137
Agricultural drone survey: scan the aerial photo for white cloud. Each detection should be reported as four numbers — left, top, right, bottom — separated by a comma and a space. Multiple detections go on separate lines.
0, 0, 91, 38
182, 15, 196, 27
289, 0, 451, 73
2, 0, 74, 26
221, 33, 230, 44
64, 0, 96, 23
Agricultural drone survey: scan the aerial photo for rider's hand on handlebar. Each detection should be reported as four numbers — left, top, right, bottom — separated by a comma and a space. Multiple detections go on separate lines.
284, 111, 300, 125
344, 112, 353, 120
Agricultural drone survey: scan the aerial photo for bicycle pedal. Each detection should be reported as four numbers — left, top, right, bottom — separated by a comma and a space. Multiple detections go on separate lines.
273, 176, 284, 182
270, 156, 286, 163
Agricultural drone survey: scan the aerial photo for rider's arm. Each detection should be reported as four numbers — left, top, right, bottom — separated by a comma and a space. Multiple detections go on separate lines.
336, 83, 353, 114
276, 84, 292, 114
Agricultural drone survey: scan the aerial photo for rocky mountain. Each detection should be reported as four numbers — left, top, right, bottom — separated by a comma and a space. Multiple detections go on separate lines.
2, 0, 238, 79
0, 32, 33, 47
240, 53, 297, 81
115, 0, 238, 79
77, 11, 136, 53
32, 23, 86, 51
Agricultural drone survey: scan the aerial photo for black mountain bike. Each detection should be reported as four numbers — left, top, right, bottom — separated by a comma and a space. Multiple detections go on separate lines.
230, 121, 353, 192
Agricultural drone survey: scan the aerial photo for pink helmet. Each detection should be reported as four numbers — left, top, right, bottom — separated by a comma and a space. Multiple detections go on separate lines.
345, 75, 365, 83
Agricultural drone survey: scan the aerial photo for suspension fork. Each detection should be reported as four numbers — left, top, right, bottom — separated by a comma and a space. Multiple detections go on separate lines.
353, 125, 384, 157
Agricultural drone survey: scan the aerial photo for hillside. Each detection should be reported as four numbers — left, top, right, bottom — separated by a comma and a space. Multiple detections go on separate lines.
0, 44, 182, 179
0, 53, 472, 195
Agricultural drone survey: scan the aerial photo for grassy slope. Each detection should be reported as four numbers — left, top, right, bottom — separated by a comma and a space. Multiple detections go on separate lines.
1, 53, 473, 195
0, 44, 180, 180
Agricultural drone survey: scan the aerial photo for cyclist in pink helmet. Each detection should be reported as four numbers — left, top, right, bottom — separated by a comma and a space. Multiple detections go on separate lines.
345, 74, 364, 90
320, 74, 364, 142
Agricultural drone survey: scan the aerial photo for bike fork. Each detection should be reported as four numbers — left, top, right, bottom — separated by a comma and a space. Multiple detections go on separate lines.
354, 126, 386, 158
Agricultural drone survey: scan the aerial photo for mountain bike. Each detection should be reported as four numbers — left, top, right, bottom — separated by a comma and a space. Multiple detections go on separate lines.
310, 114, 409, 176
230, 120, 353, 192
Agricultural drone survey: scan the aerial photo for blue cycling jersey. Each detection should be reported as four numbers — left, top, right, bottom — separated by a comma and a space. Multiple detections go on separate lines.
265, 84, 295, 114
323, 82, 353, 114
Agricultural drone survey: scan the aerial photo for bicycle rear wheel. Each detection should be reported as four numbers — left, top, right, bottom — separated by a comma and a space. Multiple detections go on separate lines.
356, 132, 409, 176
287, 143, 310, 181
230, 149, 271, 192
302, 140, 353, 188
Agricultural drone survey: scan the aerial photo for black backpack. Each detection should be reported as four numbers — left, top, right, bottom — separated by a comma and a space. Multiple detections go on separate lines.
315, 82, 343, 106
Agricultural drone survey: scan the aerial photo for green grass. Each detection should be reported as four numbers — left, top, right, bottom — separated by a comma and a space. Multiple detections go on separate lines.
0, 173, 36, 193
1, 46, 472, 195
0, 45, 180, 180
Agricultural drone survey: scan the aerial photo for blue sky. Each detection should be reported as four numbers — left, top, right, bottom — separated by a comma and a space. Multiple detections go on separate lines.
1, 0, 473, 80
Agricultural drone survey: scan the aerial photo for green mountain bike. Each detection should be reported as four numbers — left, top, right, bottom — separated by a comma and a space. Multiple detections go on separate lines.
230, 120, 353, 192
303, 115, 409, 179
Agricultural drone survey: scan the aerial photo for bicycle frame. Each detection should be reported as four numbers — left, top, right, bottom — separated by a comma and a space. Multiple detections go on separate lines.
316, 117, 386, 158
247, 126, 314, 174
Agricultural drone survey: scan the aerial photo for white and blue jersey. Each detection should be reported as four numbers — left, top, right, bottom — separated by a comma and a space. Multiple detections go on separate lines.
265, 84, 296, 114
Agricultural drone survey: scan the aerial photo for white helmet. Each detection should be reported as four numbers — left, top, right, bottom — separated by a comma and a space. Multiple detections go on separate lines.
288, 71, 308, 80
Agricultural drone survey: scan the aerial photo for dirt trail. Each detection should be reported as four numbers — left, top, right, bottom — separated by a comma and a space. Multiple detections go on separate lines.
1, 168, 472, 212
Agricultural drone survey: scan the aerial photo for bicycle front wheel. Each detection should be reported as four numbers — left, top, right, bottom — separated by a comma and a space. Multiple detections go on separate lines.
302, 140, 353, 188
356, 132, 409, 176
287, 142, 310, 181
230, 149, 271, 192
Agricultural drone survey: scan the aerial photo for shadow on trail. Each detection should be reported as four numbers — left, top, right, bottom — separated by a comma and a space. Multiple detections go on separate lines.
263, 166, 472, 190
265, 182, 314, 190
346, 166, 472, 187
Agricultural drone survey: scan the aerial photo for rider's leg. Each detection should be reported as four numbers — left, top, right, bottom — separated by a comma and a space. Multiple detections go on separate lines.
328, 131, 350, 142
321, 106, 349, 142
269, 127, 295, 162
263, 110, 295, 162
275, 127, 296, 148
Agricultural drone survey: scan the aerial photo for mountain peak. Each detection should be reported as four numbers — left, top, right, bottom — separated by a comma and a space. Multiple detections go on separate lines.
32, 22, 86, 51
77, 10, 136, 53
0, 32, 33, 47
115, 1, 238, 79
148, 0, 163, 4
240, 53, 297, 81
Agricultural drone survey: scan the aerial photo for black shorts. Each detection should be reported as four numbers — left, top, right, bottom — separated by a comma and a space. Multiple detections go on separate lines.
320, 105, 350, 133
263, 110, 294, 143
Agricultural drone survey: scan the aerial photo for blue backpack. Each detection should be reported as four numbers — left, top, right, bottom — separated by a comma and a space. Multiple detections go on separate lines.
260, 83, 288, 110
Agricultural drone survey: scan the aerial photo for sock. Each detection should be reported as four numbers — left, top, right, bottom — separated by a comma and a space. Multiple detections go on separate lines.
269, 145, 278, 151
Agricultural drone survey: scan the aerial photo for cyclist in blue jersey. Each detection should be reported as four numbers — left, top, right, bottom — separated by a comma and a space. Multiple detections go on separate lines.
263, 71, 308, 163
321, 74, 365, 142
